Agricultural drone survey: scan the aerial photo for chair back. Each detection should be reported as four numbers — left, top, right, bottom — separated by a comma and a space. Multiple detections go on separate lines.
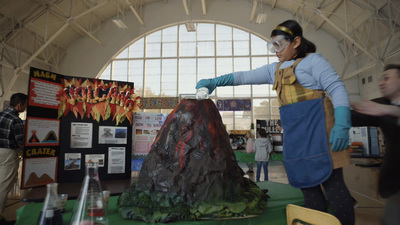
286, 204, 341, 225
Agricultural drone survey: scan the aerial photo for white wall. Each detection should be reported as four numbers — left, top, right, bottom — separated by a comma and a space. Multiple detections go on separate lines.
58, 0, 352, 90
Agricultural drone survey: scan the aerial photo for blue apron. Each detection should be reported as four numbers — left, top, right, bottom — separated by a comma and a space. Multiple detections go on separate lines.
280, 97, 333, 188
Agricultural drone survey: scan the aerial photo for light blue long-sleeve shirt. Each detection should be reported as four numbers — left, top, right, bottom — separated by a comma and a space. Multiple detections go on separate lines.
233, 53, 350, 108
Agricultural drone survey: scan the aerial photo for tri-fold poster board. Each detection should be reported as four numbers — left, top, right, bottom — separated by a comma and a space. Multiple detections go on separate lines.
22, 67, 140, 188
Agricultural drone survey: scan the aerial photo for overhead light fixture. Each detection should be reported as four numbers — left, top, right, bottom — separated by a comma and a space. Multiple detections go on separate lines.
185, 22, 196, 32
256, 13, 267, 24
112, 19, 128, 29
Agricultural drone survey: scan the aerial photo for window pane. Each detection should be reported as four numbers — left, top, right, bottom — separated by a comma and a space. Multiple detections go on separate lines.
99, 64, 111, 80
221, 111, 234, 131
144, 59, 161, 97
253, 99, 270, 125
163, 26, 178, 42
234, 40, 249, 56
179, 58, 196, 94
197, 23, 214, 41
252, 57, 269, 97
216, 41, 232, 56
129, 60, 143, 95
162, 42, 177, 57
270, 98, 280, 118
198, 41, 215, 56
233, 28, 249, 56
179, 24, 196, 42
147, 30, 162, 43
146, 42, 161, 58
112, 60, 128, 81
234, 57, 250, 97
216, 58, 233, 97
216, 25, 232, 41
129, 38, 144, 58
162, 59, 177, 97
179, 42, 196, 57
251, 34, 268, 55
116, 48, 129, 59
198, 58, 215, 80
235, 111, 252, 130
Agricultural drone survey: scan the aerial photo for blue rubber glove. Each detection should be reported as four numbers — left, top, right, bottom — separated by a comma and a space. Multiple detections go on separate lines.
195, 74, 234, 94
329, 106, 351, 151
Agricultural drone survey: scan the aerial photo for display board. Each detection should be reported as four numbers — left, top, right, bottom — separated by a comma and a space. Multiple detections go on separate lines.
132, 112, 168, 156
22, 67, 140, 188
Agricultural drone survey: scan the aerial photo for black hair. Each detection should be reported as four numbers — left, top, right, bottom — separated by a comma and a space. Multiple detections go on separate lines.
384, 64, 400, 77
258, 128, 267, 138
276, 120, 281, 126
271, 20, 316, 59
10, 93, 28, 107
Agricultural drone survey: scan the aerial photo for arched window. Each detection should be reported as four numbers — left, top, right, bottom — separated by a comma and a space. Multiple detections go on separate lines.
99, 23, 280, 130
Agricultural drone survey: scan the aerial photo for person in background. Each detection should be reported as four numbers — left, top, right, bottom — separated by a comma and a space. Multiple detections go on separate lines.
228, 133, 237, 150
351, 64, 400, 225
276, 120, 283, 133
244, 131, 255, 174
253, 128, 272, 182
0, 93, 27, 223
196, 19, 354, 225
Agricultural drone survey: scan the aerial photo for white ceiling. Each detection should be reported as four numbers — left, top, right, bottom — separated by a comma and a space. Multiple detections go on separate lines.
0, 0, 399, 96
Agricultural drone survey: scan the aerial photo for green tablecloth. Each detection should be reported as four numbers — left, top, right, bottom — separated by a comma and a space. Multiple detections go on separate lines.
16, 181, 303, 225
234, 151, 283, 163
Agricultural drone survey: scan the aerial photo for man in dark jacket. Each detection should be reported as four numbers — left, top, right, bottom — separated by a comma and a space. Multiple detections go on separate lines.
351, 64, 400, 225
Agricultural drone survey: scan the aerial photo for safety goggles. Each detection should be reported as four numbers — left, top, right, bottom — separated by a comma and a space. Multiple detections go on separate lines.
267, 35, 290, 53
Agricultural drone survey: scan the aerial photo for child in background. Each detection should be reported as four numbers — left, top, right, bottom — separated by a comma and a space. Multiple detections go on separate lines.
254, 128, 272, 182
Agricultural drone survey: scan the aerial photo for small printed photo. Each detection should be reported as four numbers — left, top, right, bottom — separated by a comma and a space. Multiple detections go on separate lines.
115, 129, 127, 138
136, 129, 143, 135
143, 130, 150, 134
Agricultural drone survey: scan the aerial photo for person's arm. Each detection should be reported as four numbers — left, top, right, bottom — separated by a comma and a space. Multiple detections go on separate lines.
195, 64, 276, 94
267, 139, 273, 154
12, 119, 25, 150
352, 100, 400, 117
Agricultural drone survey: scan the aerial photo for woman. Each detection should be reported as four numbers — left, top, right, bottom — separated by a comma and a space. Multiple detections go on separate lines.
196, 20, 354, 225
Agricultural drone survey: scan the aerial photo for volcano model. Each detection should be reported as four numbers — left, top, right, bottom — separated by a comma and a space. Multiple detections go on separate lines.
118, 99, 268, 223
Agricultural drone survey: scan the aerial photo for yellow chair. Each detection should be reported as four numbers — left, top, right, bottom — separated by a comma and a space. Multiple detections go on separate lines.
286, 204, 341, 225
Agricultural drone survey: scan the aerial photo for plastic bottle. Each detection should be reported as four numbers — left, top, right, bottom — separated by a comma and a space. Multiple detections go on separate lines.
37, 183, 63, 225
70, 163, 109, 225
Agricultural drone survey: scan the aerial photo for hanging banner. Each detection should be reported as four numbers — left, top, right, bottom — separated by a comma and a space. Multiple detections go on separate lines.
140, 97, 179, 109
216, 99, 251, 111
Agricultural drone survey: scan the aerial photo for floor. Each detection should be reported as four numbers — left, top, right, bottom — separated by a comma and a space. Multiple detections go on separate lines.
3, 160, 384, 225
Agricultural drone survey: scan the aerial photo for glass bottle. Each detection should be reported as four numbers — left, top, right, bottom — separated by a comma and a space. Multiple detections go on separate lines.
37, 183, 63, 225
70, 162, 109, 225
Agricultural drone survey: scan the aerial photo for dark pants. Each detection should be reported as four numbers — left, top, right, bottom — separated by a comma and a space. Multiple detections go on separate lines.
256, 161, 268, 182
300, 168, 355, 225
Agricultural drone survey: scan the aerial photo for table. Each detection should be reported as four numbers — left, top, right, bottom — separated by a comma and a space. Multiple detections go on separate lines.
234, 151, 283, 163
21, 178, 134, 203
15, 181, 304, 225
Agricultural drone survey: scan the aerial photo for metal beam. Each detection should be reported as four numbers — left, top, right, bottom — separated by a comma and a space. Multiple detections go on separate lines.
315, 0, 343, 30
125, 0, 144, 25
288, 0, 378, 62
0, 1, 108, 105
183, 0, 190, 16
250, 0, 258, 22
201, 0, 207, 15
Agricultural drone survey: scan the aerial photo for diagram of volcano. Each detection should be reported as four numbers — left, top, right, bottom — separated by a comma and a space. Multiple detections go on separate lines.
118, 99, 268, 223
